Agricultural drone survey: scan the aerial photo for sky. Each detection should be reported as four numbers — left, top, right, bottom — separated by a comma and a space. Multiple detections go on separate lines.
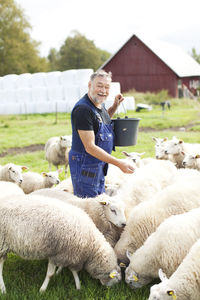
15, 0, 200, 58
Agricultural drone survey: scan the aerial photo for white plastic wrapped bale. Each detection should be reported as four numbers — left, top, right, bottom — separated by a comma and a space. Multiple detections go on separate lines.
30, 72, 47, 87
104, 82, 124, 114
79, 85, 88, 98
124, 96, 135, 111
3, 89, 18, 103
45, 71, 61, 87
1, 74, 18, 89
75, 69, 93, 85
31, 86, 50, 113
63, 85, 80, 112
60, 69, 78, 86
16, 73, 32, 89
16, 87, 35, 114
47, 86, 64, 102
0, 77, 3, 89
0, 102, 22, 115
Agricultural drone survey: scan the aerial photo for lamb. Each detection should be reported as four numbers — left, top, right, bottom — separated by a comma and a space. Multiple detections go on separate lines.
164, 136, 200, 168
125, 207, 200, 289
0, 181, 24, 197
114, 168, 200, 264
54, 176, 73, 193
0, 163, 28, 184
152, 137, 170, 160
114, 159, 177, 219
20, 169, 62, 194
0, 194, 121, 293
148, 239, 200, 300
182, 151, 200, 170
31, 188, 126, 247
45, 135, 72, 176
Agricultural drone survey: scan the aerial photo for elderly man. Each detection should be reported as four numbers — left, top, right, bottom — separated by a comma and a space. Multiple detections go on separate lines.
69, 70, 134, 198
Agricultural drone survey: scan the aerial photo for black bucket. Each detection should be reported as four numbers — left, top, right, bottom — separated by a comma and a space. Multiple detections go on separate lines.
112, 117, 141, 146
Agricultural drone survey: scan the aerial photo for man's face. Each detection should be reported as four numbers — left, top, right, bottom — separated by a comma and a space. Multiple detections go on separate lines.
88, 76, 111, 105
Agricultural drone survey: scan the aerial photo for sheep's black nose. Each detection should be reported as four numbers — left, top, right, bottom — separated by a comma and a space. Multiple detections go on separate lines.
121, 223, 126, 228
165, 150, 168, 154
19, 179, 23, 184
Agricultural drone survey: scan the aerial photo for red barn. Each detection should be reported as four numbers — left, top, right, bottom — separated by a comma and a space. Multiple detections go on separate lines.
100, 34, 200, 98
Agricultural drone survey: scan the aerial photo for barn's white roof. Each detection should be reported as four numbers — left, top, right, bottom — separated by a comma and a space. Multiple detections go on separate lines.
101, 34, 200, 78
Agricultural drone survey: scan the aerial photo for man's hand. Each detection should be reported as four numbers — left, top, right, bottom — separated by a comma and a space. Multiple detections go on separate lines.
114, 93, 124, 107
116, 159, 135, 174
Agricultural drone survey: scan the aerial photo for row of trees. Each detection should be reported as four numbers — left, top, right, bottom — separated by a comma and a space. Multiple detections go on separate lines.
0, 0, 110, 76
0, 0, 200, 77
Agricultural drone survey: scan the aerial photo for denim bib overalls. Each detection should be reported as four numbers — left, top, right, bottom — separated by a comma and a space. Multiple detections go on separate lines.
69, 94, 114, 198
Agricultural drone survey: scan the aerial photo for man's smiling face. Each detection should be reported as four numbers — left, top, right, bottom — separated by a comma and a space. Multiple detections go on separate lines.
88, 76, 111, 106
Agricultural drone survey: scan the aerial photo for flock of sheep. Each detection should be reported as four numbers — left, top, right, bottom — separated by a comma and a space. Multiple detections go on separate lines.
0, 134, 200, 299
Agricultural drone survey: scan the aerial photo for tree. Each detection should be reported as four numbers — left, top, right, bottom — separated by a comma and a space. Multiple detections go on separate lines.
56, 31, 111, 71
0, 0, 49, 76
191, 48, 200, 64
48, 48, 60, 71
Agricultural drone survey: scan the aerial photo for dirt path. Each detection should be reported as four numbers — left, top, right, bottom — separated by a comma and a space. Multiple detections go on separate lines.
0, 144, 44, 158
0, 124, 198, 158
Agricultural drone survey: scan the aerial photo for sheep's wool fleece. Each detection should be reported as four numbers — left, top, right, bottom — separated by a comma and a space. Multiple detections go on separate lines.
0, 195, 116, 272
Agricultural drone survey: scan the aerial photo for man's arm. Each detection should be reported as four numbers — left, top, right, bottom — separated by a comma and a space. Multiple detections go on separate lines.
78, 130, 134, 174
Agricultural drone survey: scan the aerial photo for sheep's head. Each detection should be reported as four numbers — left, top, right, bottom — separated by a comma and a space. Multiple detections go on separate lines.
60, 135, 72, 148
42, 169, 62, 185
98, 266, 121, 287
148, 269, 177, 300
7, 163, 28, 184
98, 194, 126, 228
165, 136, 183, 155
125, 250, 152, 289
122, 151, 145, 165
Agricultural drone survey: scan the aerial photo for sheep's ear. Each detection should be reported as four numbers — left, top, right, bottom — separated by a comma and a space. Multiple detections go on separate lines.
60, 136, 63, 140
21, 166, 28, 171
163, 137, 168, 141
42, 172, 48, 177
122, 151, 130, 157
152, 137, 157, 142
178, 140, 183, 144
158, 269, 168, 282
167, 290, 177, 299
139, 152, 145, 156
126, 249, 132, 261
57, 168, 63, 173
195, 154, 200, 159
181, 151, 185, 156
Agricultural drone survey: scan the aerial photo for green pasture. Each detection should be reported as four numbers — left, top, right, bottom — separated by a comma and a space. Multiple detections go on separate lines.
0, 97, 200, 299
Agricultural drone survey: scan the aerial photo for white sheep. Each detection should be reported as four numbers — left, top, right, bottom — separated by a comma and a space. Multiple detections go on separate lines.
54, 176, 73, 193
125, 207, 200, 289
45, 135, 72, 176
152, 137, 170, 160
182, 151, 200, 170
0, 194, 121, 293
20, 169, 62, 194
0, 163, 28, 184
0, 181, 24, 197
148, 239, 200, 300
165, 136, 200, 168
114, 159, 177, 219
114, 168, 200, 264
31, 188, 126, 247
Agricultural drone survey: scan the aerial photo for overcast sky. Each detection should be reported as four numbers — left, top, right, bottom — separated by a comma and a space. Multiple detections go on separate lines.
15, 0, 200, 57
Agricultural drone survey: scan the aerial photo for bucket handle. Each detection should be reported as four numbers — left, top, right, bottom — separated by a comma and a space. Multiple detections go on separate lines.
117, 99, 128, 118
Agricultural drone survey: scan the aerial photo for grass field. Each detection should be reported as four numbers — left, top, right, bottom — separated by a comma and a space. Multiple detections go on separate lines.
0, 97, 200, 299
